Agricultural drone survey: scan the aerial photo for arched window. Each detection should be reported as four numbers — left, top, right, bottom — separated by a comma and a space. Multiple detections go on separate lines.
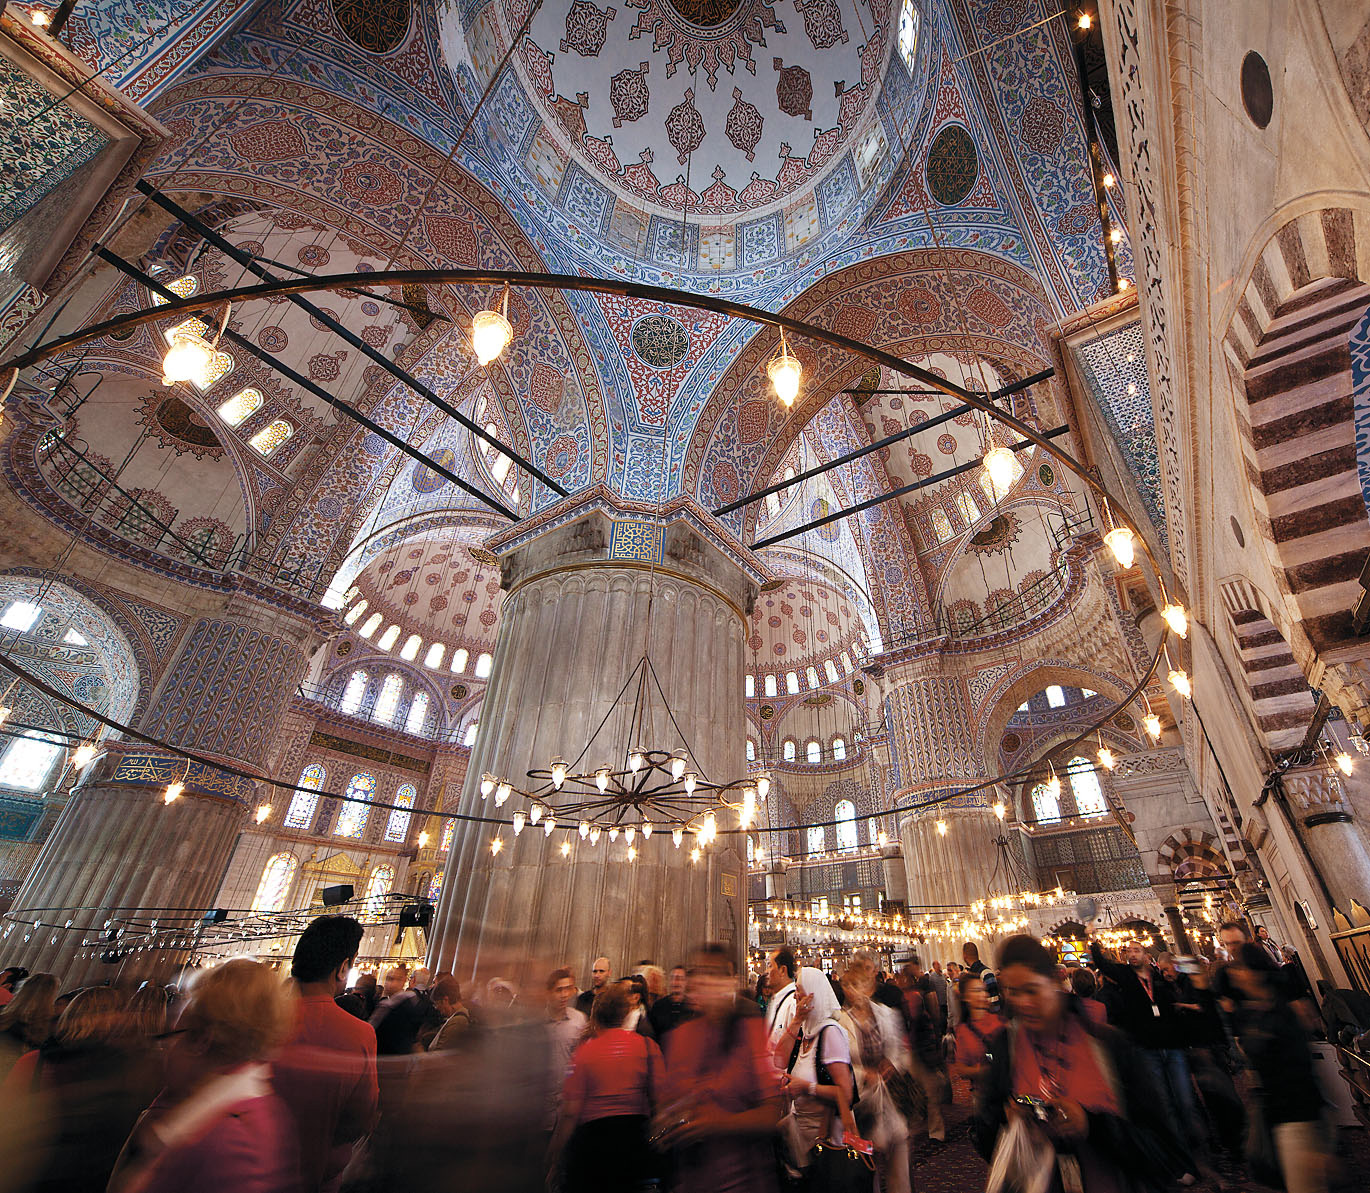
783, 739, 796, 762
869, 817, 881, 845
930, 508, 954, 543
151, 274, 199, 305
832, 737, 847, 762
824, 660, 840, 684
834, 800, 858, 851
427, 870, 444, 901
807, 824, 825, 854
439, 819, 454, 852
335, 773, 375, 838
247, 419, 293, 456
362, 864, 394, 922
400, 634, 422, 661
285, 763, 326, 828
251, 852, 297, 913
463, 721, 479, 747
1030, 781, 1060, 823
0, 731, 63, 791
339, 670, 368, 715
1068, 757, 1107, 815
746, 738, 756, 761
385, 784, 416, 842
840, 651, 852, 672
806, 665, 820, 689
451, 648, 469, 673
786, 671, 799, 695
764, 674, 778, 698
474, 652, 493, 678
806, 740, 821, 764
1046, 685, 1066, 708
343, 599, 368, 626
979, 472, 998, 503
745, 675, 755, 699
424, 642, 445, 669
0, 600, 41, 632
373, 674, 403, 725
404, 691, 429, 735
955, 491, 980, 525
359, 613, 382, 639
377, 625, 400, 651
217, 387, 262, 427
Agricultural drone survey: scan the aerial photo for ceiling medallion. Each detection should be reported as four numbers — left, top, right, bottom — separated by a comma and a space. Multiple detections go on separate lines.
631, 313, 691, 368
331, 0, 411, 54
625, 0, 784, 90
666, 0, 742, 27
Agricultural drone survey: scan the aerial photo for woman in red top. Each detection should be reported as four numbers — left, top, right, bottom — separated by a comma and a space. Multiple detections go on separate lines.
950, 972, 1004, 1090
552, 982, 664, 1193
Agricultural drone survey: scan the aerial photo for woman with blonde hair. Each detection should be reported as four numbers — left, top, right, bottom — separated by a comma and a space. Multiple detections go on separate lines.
108, 959, 298, 1193
839, 956, 913, 1193
0, 972, 58, 1076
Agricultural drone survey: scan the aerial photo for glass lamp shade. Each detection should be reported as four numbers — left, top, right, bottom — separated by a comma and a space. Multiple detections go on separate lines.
163, 781, 184, 804
471, 308, 512, 365
550, 759, 568, 789
767, 346, 802, 407
1103, 526, 1135, 568
72, 742, 97, 769
1168, 668, 1191, 698
1335, 752, 1354, 776
1161, 603, 1189, 639
672, 827, 684, 847
512, 811, 525, 835
529, 803, 543, 825
981, 446, 1017, 498
1045, 774, 1062, 801
162, 333, 213, 388
480, 773, 497, 798
1097, 746, 1116, 770
1143, 713, 1162, 739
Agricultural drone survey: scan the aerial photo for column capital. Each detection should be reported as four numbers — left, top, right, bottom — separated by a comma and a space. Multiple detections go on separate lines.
1282, 765, 1354, 826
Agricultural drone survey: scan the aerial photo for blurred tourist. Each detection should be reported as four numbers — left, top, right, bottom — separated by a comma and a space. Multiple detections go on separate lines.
0, 972, 58, 1077
839, 955, 911, 1193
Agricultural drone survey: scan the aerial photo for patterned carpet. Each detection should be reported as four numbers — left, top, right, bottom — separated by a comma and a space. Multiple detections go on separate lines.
904, 1079, 1370, 1192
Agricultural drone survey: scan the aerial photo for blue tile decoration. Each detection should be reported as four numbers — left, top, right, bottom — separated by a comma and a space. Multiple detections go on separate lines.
646, 215, 700, 270
609, 519, 664, 562
556, 161, 614, 235
816, 152, 858, 229
1350, 303, 1370, 520
737, 211, 783, 267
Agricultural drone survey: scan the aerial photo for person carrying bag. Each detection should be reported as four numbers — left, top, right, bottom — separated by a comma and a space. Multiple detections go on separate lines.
772, 967, 873, 1193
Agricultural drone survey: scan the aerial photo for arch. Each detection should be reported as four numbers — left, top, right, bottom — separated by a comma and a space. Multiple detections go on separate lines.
979, 660, 1131, 764
285, 763, 326, 828
1222, 597, 1317, 754
335, 773, 375, 838
385, 783, 416, 842
362, 863, 395, 922
251, 852, 298, 913
834, 799, 858, 851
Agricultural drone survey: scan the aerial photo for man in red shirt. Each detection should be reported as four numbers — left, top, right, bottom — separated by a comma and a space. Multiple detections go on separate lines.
273, 915, 379, 1193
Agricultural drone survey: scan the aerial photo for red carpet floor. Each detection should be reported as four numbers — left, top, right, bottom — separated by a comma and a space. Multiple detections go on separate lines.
904, 1080, 1369, 1192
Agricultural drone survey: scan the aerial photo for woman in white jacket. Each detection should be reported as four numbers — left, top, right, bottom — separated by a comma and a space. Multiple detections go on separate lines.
839, 956, 913, 1193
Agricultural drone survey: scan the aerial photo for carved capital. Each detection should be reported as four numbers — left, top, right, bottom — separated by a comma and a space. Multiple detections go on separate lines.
1282, 767, 1351, 820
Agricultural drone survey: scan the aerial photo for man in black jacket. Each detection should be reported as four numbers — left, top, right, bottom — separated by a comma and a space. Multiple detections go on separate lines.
1090, 939, 1201, 1180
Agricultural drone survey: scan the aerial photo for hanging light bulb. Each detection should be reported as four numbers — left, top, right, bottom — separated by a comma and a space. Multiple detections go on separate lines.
579, 820, 590, 840
672, 826, 684, 848
1160, 602, 1189, 639
982, 445, 1017, 498
609, 826, 620, 842
590, 825, 602, 845
595, 767, 611, 794
767, 329, 802, 407
550, 759, 568, 789
628, 749, 646, 774
471, 283, 513, 366
993, 800, 1006, 820
702, 812, 717, 844
491, 835, 503, 855
1335, 751, 1354, 776
668, 754, 687, 781
494, 781, 512, 807
512, 811, 526, 835
1097, 745, 1116, 771
690, 847, 701, 863
625, 825, 636, 844
72, 741, 97, 769
1103, 525, 1135, 568
163, 781, 183, 805
1046, 768, 1062, 801
161, 330, 214, 388
936, 819, 947, 835
560, 839, 571, 857
1143, 709, 1162, 739
480, 773, 496, 798
1168, 666, 1192, 699
756, 773, 771, 800
1102, 172, 1116, 188
627, 845, 638, 862
1077, 11, 1092, 30
641, 819, 653, 839
683, 771, 697, 795
255, 804, 273, 825
529, 803, 543, 825
543, 816, 556, 837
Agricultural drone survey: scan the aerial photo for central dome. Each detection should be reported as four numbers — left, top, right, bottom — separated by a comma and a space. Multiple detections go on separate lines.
451, 0, 914, 276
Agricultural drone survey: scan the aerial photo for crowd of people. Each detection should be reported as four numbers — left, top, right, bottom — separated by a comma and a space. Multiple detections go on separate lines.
0, 917, 1353, 1192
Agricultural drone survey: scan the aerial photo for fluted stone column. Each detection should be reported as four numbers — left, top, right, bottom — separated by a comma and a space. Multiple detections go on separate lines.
1281, 764, 1370, 915
4, 591, 325, 986
883, 658, 1003, 920
430, 496, 758, 979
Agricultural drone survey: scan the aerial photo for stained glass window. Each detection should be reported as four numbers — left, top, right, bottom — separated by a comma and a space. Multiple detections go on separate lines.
832, 737, 847, 762
386, 785, 416, 842
786, 671, 799, 695
285, 763, 326, 828
807, 825, 825, 854
806, 665, 819, 689
248, 419, 293, 457
196, 350, 235, 391
363, 864, 394, 922
377, 625, 400, 651
463, 721, 479, 747
956, 491, 980, 525
251, 852, 297, 913
359, 613, 382, 639
0, 731, 62, 791
835, 800, 858, 851
869, 817, 881, 845
217, 388, 262, 427
163, 316, 210, 343
339, 671, 367, 714
745, 675, 755, 698
404, 692, 429, 735
335, 773, 375, 838
427, 870, 444, 901
746, 738, 755, 761
1069, 757, 1107, 815
474, 652, 492, 678
979, 473, 998, 503
764, 674, 778, 698
806, 740, 821, 764
783, 740, 796, 762
1030, 781, 1060, 823
824, 660, 840, 684
344, 599, 368, 626
400, 634, 422, 661
930, 508, 954, 544
898, 0, 919, 72
450, 648, 468, 673
150, 275, 199, 305
1046, 685, 1066, 708
424, 642, 445, 669
373, 674, 403, 725
0, 601, 42, 632
440, 819, 454, 852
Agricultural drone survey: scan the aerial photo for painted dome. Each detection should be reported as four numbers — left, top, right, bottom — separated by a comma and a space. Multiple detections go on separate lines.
445, 0, 922, 277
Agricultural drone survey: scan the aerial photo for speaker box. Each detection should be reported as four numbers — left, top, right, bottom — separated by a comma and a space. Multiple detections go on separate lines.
399, 903, 433, 930
322, 884, 354, 907
201, 908, 229, 925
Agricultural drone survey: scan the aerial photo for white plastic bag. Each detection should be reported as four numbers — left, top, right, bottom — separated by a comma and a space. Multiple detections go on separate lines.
984, 1114, 1055, 1193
